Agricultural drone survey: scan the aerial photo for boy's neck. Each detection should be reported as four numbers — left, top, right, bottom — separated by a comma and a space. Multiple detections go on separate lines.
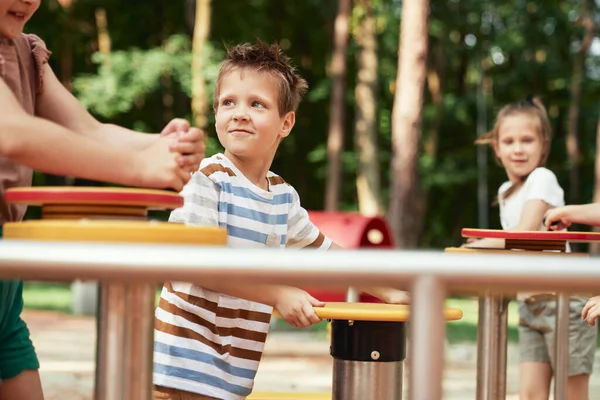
223, 151, 274, 191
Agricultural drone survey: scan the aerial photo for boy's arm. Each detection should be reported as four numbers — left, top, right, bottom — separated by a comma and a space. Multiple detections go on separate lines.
35, 64, 204, 169
329, 243, 410, 304
0, 80, 189, 190
197, 283, 324, 329
465, 199, 550, 249
544, 204, 600, 230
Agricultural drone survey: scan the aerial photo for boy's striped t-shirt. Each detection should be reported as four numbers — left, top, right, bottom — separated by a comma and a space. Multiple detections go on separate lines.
153, 154, 332, 399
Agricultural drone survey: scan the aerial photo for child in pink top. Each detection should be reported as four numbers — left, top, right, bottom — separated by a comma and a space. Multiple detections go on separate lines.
0, 1, 206, 399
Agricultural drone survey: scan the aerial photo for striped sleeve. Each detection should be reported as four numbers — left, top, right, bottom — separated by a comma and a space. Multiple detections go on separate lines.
169, 170, 220, 227
286, 187, 332, 249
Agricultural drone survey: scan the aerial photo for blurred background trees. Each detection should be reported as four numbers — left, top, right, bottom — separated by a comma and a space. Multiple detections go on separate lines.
28, 0, 600, 250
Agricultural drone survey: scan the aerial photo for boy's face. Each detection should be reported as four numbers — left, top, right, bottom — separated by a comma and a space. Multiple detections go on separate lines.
0, 0, 40, 39
215, 68, 294, 160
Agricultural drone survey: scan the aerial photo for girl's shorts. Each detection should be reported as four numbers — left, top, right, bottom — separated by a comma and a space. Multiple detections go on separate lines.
518, 298, 597, 376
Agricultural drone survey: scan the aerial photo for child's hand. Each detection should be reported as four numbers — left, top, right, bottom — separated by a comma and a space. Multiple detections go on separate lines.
378, 288, 410, 305
461, 238, 479, 248
274, 287, 324, 328
160, 118, 206, 173
543, 208, 571, 231
582, 296, 600, 326
136, 136, 189, 191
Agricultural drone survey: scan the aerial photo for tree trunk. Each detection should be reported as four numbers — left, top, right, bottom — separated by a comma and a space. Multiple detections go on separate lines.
325, 0, 351, 211
590, 110, 600, 255
95, 8, 111, 64
354, 0, 381, 216
567, 0, 595, 203
389, 0, 430, 248
191, 0, 211, 129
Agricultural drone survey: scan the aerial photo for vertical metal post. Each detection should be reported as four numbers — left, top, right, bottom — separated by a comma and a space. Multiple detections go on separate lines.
409, 275, 445, 400
346, 287, 360, 302
476, 293, 509, 400
331, 320, 405, 400
554, 293, 570, 400
95, 282, 155, 400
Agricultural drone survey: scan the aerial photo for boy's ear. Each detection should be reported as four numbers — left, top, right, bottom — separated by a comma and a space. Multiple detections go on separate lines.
279, 111, 295, 139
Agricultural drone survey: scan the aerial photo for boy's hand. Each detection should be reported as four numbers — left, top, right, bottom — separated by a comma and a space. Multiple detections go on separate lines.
160, 118, 206, 172
274, 287, 324, 328
582, 296, 600, 326
543, 207, 571, 231
136, 136, 190, 191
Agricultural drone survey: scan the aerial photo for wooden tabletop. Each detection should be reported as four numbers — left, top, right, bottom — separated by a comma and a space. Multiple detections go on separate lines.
462, 228, 600, 243
5, 187, 183, 210
3, 220, 227, 245
313, 302, 463, 322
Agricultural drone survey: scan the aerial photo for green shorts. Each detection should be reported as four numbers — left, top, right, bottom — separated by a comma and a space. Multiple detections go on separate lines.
0, 226, 40, 384
518, 298, 597, 376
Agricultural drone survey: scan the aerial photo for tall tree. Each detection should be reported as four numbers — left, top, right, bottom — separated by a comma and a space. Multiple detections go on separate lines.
389, 0, 430, 248
567, 0, 595, 203
325, 0, 351, 211
353, 0, 382, 216
191, 0, 211, 129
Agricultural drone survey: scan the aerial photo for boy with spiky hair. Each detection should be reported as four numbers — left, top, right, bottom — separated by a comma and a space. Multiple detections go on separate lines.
153, 41, 407, 400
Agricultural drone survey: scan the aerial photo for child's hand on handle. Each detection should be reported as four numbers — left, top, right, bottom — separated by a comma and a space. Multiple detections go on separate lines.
274, 287, 324, 328
543, 207, 571, 231
160, 118, 206, 173
135, 135, 190, 191
582, 296, 600, 327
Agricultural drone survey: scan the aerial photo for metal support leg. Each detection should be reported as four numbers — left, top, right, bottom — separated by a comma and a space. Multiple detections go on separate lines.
554, 293, 570, 400
331, 320, 405, 400
95, 282, 155, 400
409, 276, 445, 400
476, 294, 509, 400
346, 287, 360, 302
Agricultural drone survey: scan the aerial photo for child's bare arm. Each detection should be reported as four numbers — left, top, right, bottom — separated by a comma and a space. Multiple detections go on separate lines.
329, 242, 410, 304
582, 296, 600, 326
0, 80, 189, 190
544, 204, 600, 230
36, 64, 205, 171
199, 283, 324, 328
464, 199, 550, 249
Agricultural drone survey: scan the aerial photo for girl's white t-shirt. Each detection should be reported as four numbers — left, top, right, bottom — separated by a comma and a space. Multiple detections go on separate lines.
498, 167, 569, 300
498, 167, 565, 231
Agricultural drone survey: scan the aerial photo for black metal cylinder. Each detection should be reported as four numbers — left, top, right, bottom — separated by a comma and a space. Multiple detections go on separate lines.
330, 320, 406, 362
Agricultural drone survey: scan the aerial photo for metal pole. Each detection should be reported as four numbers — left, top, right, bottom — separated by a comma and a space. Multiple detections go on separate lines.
554, 293, 570, 400
331, 320, 405, 400
476, 294, 509, 399
496, 297, 510, 400
346, 287, 360, 302
409, 275, 445, 400
96, 282, 155, 400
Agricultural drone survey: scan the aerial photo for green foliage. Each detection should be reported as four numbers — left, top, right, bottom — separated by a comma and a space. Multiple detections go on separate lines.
24, 0, 600, 248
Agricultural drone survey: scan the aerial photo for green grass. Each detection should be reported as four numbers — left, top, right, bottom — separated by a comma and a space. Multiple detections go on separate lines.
22, 281, 72, 313
23, 283, 599, 346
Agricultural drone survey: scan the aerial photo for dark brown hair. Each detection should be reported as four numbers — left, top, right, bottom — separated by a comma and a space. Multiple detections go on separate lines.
213, 41, 308, 116
476, 96, 552, 202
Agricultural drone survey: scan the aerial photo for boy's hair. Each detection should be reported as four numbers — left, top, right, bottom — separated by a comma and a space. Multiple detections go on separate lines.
476, 96, 552, 201
213, 41, 308, 116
